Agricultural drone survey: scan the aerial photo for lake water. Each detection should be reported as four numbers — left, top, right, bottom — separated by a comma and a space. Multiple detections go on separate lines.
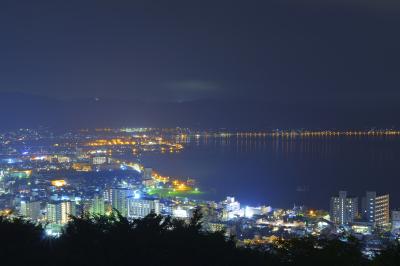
140, 136, 400, 209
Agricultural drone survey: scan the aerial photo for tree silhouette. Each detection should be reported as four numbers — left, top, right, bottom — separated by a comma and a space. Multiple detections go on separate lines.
0, 212, 399, 266
0, 216, 45, 265
372, 242, 400, 266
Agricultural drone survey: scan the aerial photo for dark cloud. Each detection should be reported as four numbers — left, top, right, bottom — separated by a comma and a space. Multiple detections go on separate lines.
161, 80, 222, 101
283, 0, 400, 9
0, 0, 399, 108
167, 80, 220, 92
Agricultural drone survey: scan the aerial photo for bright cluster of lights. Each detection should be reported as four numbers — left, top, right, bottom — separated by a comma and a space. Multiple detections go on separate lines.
51, 180, 67, 187
172, 180, 191, 192
86, 138, 136, 146
152, 172, 169, 183
122, 162, 143, 173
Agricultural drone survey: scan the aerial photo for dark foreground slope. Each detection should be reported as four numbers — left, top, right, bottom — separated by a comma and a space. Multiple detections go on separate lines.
0, 212, 399, 266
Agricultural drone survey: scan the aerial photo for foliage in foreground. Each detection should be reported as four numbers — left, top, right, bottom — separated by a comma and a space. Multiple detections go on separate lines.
1, 211, 400, 266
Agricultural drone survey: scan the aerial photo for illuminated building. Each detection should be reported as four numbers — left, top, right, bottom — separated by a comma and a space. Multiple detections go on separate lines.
51, 180, 67, 187
46, 201, 76, 225
0, 171, 5, 195
20, 200, 42, 221
330, 191, 358, 225
362, 191, 390, 227
224, 197, 240, 212
142, 179, 156, 187
172, 207, 190, 218
72, 163, 92, 172
244, 206, 271, 218
103, 189, 111, 202
128, 198, 160, 218
89, 195, 105, 215
56, 156, 70, 163
391, 210, 400, 233
205, 222, 227, 233
108, 188, 132, 216
59, 201, 76, 224
8, 170, 32, 179
351, 222, 373, 235
46, 203, 57, 224
143, 167, 152, 180
92, 156, 107, 165
220, 197, 242, 220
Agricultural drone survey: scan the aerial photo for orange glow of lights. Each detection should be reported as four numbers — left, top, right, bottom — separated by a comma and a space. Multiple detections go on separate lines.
172, 180, 191, 191
51, 180, 67, 187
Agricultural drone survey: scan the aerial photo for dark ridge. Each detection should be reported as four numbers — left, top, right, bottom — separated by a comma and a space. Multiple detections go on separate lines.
1, 92, 399, 130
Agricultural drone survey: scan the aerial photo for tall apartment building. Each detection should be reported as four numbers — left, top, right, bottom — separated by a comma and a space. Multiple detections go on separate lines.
128, 198, 160, 218
362, 191, 390, 227
143, 168, 153, 180
89, 195, 105, 215
46, 201, 76, 225
20, 200, 42, 221
105, 188, 132, 216
330, 191, 358, 225
391, 210, 400, 233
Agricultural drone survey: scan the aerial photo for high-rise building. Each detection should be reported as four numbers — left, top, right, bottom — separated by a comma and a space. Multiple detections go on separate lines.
46, 202, 57, 224
89, 195, 105, 215
108, 188, 132, 216
224, 197, 240, 212
20, 201, 42, 221
46, 201, 76, 225
128, 198, 160, 218
330, 191, 358, 225
391, 210, 400, 233
103, 189, 112, 203
60, 201, 76, 224
143, 168, 152, 180
362, 191, 390, 227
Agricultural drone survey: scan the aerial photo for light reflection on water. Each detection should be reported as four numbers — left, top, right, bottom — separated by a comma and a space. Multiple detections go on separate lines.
141, 136, 400, 209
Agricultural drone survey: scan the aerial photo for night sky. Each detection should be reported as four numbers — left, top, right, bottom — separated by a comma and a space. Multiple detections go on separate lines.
1, 0, 399, 104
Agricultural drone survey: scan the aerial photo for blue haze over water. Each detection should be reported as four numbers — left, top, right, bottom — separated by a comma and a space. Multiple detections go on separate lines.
140, 136, 400, 209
